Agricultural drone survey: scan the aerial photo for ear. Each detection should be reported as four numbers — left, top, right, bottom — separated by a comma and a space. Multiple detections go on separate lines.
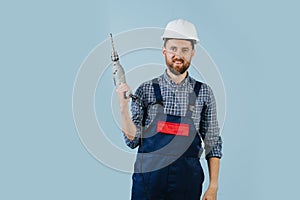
191, 49, 195, 58
162, 47, 167, 56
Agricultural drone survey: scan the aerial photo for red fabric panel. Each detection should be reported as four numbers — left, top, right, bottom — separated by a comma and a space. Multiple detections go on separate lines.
157, 121, 189, 136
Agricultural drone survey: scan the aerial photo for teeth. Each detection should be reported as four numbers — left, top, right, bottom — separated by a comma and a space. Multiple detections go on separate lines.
174, 60, 183, 63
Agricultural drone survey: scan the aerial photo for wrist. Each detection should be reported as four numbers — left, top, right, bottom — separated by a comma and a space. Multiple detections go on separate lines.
120, 103, 129, 113
208, 183, 218, 192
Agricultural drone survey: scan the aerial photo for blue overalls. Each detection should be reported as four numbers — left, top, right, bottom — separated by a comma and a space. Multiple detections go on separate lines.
131, 79, 204, 200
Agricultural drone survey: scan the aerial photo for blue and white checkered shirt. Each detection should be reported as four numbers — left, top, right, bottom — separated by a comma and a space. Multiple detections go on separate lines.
124, 71, 223, 159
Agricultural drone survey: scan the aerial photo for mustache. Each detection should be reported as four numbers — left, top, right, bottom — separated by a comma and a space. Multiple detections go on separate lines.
173, 58, 184, 63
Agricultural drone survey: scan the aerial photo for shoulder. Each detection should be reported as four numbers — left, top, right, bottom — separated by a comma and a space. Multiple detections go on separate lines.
200, 82, 213, 94
134, 75, 164, 98
189, 76, 214, 102
199, 83, 215, 104
135, 74, 164, 91
135, 79, 154, 93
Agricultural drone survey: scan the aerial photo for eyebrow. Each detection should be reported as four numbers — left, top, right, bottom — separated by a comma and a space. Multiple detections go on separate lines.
169, 46, 190, 50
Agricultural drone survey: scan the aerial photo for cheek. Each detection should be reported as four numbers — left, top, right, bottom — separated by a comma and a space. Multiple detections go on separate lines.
169, 52, 177, 58
184, 54, 192, 61
164, 53, 172, 60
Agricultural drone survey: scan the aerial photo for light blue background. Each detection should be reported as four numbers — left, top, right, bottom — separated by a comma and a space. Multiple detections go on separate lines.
1, 0, 299, 199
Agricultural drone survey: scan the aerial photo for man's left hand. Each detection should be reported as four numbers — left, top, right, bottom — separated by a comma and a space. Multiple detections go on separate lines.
202, 187, 217, 200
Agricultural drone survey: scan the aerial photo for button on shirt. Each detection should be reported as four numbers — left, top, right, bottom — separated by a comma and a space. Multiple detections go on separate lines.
124, 71, 223, 159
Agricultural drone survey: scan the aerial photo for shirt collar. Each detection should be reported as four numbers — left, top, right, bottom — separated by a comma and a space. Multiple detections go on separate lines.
163, 70, 191, 87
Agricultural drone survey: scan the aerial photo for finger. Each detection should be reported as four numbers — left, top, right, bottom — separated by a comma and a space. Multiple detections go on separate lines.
116, 84, 127, 92
118, 83, 129, 88
123, 91, 128, 99
117, 83, 130, 91
117, 88, 129, 96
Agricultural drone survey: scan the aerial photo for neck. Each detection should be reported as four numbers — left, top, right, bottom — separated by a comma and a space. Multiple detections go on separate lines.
166, 68, 187, 84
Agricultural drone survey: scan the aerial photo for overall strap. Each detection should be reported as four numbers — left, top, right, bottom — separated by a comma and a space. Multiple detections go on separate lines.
186, 81, 202, 117
152, 78, 164, 106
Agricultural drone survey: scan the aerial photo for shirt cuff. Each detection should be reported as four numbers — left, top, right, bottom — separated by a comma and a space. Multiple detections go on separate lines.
123, 131, 140, 149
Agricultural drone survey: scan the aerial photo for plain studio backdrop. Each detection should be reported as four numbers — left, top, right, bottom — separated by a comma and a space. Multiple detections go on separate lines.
0, 0, 299, 199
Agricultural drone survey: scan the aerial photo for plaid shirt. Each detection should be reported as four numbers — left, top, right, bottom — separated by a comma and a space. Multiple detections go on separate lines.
124, 71, 223, 159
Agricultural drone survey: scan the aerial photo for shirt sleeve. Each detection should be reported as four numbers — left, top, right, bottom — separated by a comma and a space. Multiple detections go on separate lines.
123, 84, 145, 149
199, 84, 223, 159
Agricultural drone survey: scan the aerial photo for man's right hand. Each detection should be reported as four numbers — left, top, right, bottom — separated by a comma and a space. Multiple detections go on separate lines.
116, 83, 131, 113
115, 83, 137, 140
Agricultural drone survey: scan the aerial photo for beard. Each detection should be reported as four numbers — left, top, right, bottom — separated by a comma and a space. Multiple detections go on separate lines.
165, 57, 191, 75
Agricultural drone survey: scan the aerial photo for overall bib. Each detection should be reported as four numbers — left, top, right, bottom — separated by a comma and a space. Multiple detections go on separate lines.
131, 79, 204, 200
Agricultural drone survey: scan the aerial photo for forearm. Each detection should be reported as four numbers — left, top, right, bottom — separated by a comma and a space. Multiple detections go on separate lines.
116, 83, 138, 141
121, 104, 137, 140
207, 157, 220, 190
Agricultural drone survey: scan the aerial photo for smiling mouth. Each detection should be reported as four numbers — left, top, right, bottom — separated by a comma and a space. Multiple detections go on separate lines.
173, 60, 183, 64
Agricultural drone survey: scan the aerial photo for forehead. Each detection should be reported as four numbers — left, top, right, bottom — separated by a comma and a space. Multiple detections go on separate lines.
165, 39, 193, 48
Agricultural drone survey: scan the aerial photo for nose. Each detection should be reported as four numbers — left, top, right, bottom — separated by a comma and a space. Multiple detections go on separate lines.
173, 51, 184, 59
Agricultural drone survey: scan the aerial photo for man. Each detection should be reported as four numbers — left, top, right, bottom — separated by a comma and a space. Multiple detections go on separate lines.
116, 19, 223, 200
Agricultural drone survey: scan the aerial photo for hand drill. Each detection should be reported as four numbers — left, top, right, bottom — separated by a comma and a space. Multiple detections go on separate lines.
110, 33, 137, 101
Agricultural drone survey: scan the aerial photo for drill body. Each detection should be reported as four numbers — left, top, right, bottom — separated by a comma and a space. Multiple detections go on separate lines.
110, 33, 136, 100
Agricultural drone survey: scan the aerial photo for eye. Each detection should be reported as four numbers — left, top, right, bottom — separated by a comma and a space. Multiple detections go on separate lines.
182, 48, 189, 53
170, 47, 177, 52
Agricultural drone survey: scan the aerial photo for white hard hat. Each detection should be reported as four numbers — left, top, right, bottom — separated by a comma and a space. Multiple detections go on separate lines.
162, 19, 199, 43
